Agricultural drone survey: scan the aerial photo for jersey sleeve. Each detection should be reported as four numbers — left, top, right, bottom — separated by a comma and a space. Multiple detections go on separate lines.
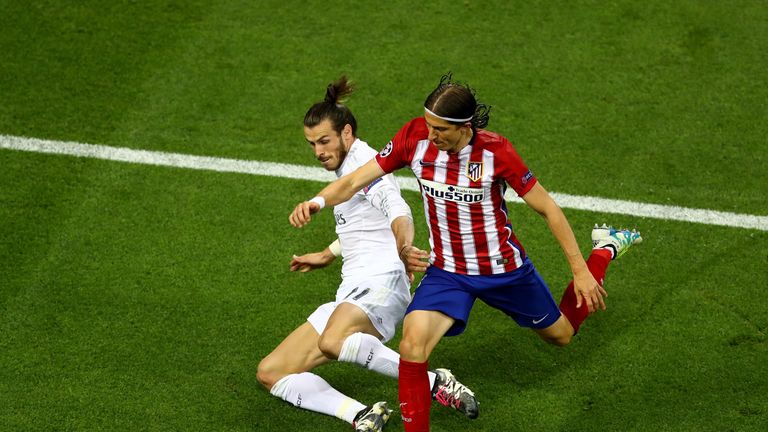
374, 118, 421, 174
496, 138, 537, 197
363, 174, 412, 224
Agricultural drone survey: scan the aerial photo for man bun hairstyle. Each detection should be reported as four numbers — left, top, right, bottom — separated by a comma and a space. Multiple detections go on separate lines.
424, 72, 491, 129
304, 75, 358, 136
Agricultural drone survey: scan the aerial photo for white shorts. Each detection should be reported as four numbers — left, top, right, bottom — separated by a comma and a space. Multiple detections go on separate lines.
307, 270, 411, 343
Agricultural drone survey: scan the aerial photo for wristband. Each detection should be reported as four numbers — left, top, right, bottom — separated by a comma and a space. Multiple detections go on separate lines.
309, 196, 325, 210
328, 239, 342, 257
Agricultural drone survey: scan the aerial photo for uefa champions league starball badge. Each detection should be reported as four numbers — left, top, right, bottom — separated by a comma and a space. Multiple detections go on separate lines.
379, 141, 393, 157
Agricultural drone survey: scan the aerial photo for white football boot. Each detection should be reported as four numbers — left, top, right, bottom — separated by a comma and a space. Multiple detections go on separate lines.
592, 224, 643, 260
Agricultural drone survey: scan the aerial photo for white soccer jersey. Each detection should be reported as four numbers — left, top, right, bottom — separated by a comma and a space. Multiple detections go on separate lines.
334, 139, 408, 279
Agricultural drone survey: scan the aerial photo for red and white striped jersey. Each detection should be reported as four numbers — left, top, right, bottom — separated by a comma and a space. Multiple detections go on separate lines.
375, 117, 537, 275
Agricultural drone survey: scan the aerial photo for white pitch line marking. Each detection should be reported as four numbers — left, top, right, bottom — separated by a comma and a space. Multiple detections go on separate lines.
2, 134, 766, 232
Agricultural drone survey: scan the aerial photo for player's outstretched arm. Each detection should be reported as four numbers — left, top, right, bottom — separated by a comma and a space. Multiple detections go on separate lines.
522, 182, 606, 312
289, 159, 386, 228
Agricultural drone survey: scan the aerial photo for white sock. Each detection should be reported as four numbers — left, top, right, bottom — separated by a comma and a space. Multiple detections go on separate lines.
270, 372, 366, 424
339, 332, 399, 378
338, 332, 437, 389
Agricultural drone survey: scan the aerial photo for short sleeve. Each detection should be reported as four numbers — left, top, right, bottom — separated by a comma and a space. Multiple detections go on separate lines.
374, 118, 422, 174
496, 138, 537, 197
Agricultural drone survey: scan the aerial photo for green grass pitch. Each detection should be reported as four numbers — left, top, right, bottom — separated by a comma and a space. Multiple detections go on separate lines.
1, 1, 766, 431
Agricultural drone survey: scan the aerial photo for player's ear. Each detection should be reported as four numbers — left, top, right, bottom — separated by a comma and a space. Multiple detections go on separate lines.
342, 124, 354, 143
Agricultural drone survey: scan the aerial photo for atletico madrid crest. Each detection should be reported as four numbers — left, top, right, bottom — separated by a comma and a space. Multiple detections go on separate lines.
465, 161, 483, 182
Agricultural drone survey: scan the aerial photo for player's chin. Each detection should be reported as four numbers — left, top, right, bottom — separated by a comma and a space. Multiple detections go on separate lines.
319, 159, 337, 170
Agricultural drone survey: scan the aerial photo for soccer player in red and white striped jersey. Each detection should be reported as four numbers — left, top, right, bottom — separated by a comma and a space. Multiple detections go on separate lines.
290, 74, 641, 432
377, 114, 535, 276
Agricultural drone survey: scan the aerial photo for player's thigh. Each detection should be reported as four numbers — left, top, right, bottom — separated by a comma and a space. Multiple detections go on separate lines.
406, 265, 475, 337
334, 271, 411, 343
324, 302, 383, 340
259, 322, 331, 381
478, 260, 560, 330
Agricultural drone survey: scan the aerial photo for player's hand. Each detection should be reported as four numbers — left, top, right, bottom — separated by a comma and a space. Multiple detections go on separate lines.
289, 201, 321, 228
573, 271, 607, 313
399, 245, 430, 274
290, 250, 335, 272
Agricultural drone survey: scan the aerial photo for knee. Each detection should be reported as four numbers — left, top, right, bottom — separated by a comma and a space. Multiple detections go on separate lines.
317, 333, 344, 360
536, 315, 575, 347
545, 334, 573, 347
399, 333, 429, 363
256, 357, 282, 390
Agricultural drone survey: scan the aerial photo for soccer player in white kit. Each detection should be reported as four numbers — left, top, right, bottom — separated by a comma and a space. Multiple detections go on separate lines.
257, 77, 478, 432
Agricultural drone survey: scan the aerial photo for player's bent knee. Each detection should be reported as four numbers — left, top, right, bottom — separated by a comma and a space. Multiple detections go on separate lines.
535, 327, 573, 347
543, 333, 572, 347
256, 357, 281, 390
317, 334, 343, 360
399, 337, 428, 363
536, 315, 575, 347
554, 335, 573, 346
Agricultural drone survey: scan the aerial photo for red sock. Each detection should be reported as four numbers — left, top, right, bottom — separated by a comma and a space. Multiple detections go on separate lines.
398, 359, 431, 432
558, 249, 612, 333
